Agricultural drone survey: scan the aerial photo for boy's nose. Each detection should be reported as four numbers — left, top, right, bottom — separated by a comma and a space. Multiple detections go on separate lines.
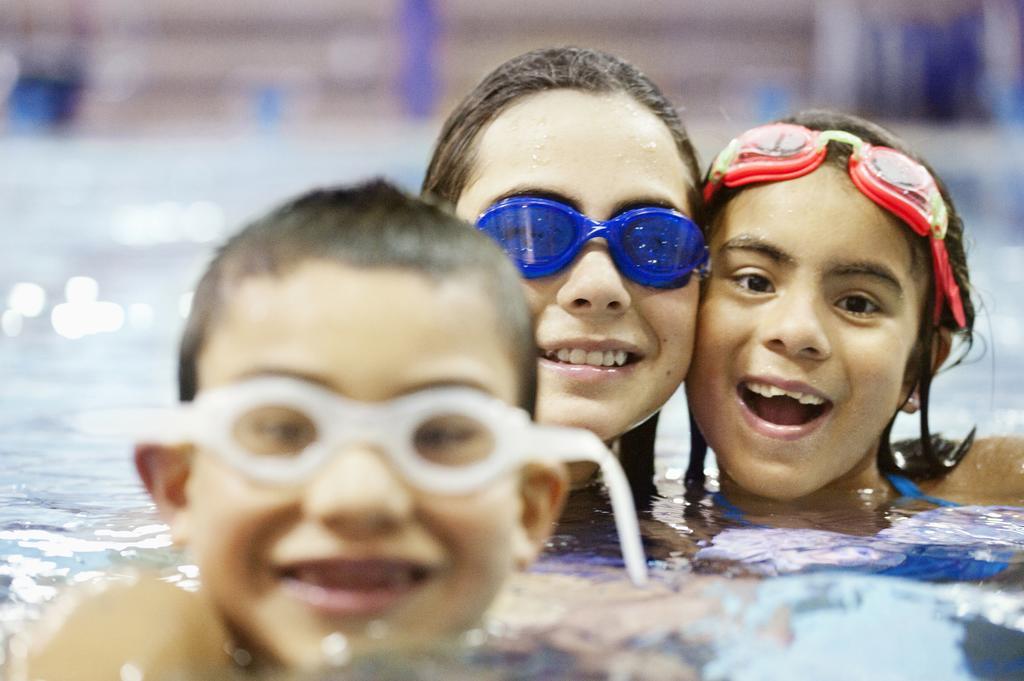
302, 444, 414, 538
556, 240, 631, 316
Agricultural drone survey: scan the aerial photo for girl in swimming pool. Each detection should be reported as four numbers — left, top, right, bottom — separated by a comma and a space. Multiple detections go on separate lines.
686, 109, 1024, 507
423, 47, 707, 492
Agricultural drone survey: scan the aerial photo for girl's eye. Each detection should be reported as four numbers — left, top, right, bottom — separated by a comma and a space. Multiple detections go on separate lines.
837, 295, 880, 315
735, 273, 774, 293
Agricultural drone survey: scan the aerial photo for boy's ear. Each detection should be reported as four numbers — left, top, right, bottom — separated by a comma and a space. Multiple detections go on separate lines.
511, 462, 569, 569
134, 443, 195, 544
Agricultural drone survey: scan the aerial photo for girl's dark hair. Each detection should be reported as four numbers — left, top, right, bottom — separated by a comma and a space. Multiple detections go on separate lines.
178, 179, 537, 414
421, 46, 702, 214
688, 109, 975, 486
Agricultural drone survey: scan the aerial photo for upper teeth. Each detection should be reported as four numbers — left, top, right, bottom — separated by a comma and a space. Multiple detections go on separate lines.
548, 348, 629, 367
746, 381, 825, 405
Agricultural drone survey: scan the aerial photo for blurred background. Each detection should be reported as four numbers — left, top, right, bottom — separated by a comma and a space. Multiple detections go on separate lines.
1, 0, 1023, 489
1, 0, 1022, 132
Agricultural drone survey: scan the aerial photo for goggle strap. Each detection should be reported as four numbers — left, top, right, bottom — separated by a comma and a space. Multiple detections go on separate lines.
707, 138, 741, 186
930, 194, 949, 240
815, 129, 867, 154
531, 426, 648, 586
723, 165, 824, 190
931, 238, 967, 328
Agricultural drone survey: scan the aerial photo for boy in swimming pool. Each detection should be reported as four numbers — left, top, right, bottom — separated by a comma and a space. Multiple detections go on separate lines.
12, 180, 645, 677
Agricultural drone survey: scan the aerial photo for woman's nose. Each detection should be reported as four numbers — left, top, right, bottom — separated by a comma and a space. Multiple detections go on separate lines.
555, 240, 632, 316
302, 444, 414, 538
760, 291, 832, 361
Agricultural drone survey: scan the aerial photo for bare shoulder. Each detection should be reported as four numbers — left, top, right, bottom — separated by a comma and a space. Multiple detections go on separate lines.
9, 574, 231, 681
927, 436, 1024, 504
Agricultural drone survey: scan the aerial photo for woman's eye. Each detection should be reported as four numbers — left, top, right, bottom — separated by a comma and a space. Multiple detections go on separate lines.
734, 273, 774, 293
837, 295, 880, 315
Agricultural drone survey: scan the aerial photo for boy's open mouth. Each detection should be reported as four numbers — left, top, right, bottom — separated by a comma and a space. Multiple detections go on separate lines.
280, 559, 432, 616
541, 347, 638, 368
739, 380, 832, 426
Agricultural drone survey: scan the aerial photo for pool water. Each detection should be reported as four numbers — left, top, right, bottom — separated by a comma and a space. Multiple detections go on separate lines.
1, 129, 1022, 679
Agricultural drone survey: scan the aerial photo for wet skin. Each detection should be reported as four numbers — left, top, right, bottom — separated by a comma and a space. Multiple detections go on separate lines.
687, 166, 928, 502
173, 263, 561, 667
456, 89, 700, 447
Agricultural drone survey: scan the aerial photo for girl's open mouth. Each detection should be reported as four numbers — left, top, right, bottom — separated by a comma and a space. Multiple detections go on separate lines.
739, 380, 832, 427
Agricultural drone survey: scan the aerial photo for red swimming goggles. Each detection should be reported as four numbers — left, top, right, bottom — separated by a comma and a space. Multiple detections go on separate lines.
704, 123, 966, 328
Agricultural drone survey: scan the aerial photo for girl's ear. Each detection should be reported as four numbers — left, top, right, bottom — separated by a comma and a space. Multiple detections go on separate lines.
902, 326, 954, 414
900, 388, 921, 414
932, 326, 953, 372
511, 463, 569, 569
134, 443, 195, 544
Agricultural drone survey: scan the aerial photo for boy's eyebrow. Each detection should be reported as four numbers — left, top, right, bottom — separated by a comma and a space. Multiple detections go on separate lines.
235, 368, 336, 390
393, 378, 495, 398
828, 261, 905, 295
718, 234, 795, 265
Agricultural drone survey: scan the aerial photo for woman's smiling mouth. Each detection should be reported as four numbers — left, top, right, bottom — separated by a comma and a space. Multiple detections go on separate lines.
541, 347, 635, 368
737, 379, 833, 439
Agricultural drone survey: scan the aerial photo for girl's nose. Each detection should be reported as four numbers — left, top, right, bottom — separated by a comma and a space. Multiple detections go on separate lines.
302, 445, 414, 538
760, 291, 832, 361
555, 240, 632, 316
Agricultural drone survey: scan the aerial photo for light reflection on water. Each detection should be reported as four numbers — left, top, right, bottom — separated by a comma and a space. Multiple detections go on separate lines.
1, 131, 1022, 679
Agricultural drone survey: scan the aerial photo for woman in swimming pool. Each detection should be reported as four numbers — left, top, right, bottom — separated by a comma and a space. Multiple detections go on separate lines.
686, 109, 1024, 507
422, 47, 707, 493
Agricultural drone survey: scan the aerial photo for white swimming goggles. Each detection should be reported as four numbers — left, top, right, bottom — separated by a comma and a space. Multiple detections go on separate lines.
150, 376, 648, 586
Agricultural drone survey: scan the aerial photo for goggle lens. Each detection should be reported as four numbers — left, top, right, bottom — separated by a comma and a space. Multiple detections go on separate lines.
620, 214, 705, 276
230, 403, 496, 469
482, 202, 577, 266
412, 413, 495, 468
865, 148, 931, 211
233, 404, 317, 458
477, 197, 706, 288
745, 125, 812, 157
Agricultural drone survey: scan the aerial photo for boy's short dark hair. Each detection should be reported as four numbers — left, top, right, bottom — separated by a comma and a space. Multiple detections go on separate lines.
179, 179, 536, 413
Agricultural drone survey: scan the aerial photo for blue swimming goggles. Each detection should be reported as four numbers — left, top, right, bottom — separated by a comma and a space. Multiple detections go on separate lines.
475, 196, 709, 288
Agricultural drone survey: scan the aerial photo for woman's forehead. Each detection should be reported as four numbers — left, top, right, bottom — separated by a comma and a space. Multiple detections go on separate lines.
458, 90, 693, 219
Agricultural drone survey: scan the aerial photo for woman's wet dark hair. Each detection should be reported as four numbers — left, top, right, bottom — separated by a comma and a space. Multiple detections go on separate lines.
688, 109, 975, 486
421, 46, 702, 215
422, 46, 702, 501
178, 179, 537, 414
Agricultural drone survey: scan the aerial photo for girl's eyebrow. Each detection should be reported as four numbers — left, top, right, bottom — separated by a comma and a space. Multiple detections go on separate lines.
609, 196, 680, 215
489, 187, 583, 211
828, 261, 905, 295
719, 234, 795, 265
488, 188, 680, 216
719, 234, 906, 295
